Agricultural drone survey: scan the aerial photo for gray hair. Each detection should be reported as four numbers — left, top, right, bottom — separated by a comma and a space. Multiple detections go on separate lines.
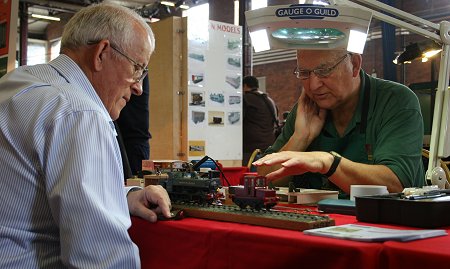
61, 2, 155, 54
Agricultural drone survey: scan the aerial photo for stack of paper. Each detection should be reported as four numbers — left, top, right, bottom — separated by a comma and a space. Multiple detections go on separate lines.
303, 224, 447, 242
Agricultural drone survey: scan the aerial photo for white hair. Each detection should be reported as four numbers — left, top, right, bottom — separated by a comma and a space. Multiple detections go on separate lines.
61, 2, 155, 54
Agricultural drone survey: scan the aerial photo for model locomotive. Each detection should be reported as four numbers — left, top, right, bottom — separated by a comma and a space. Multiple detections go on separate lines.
161, 170, 223, 204
228, 175, 279, 210
142, 160, 224, 204
142, 159, 279, 210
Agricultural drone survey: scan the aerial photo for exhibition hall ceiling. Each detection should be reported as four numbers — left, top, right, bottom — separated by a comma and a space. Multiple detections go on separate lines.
19, 0, 205, 36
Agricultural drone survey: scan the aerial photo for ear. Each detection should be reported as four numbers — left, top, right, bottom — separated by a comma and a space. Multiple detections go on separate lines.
92, 40, 111, 72
350, 53, 362, 77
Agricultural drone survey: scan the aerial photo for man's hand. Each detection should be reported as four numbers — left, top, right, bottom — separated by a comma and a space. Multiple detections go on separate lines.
293, 91, 327, 147
253, 151, 333, 181
127, 185, 172, 223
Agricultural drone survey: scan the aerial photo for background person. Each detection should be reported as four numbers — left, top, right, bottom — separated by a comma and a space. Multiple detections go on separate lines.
254, 50, 425, 195
116, 75, 152, 177
0, 3, 171, 268
242, 75, 280, 166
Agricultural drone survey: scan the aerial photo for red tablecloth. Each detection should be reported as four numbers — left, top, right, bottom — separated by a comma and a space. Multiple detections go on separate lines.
383, 236, 450, 268
129, 212, 389, 269
129, 204, 450, 269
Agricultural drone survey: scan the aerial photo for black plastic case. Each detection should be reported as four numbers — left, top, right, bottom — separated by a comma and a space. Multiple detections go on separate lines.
355, 193, 450, 228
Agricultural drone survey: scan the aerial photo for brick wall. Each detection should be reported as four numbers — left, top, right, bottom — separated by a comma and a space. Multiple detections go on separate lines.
254, 60, 300, 116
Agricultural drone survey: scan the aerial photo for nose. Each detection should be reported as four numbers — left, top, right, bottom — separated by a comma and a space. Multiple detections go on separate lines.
306, 72, 324, 90
131, 82, 143, 96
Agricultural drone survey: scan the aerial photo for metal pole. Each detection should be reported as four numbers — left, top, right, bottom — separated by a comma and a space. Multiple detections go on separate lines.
19, 2, 28, 66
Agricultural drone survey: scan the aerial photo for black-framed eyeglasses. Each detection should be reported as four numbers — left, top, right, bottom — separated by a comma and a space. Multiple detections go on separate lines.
294, 53, 351, 80
87, 41, 148, 83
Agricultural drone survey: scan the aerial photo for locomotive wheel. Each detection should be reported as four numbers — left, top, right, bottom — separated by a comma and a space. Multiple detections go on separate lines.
254, 201, 263, 211
235, 200, 245, 209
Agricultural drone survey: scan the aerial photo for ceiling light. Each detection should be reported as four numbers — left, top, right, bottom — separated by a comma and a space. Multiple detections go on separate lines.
251, 0, 267, 10
31, 14, 60, 21
161, 1, 175, 7
245, 3, 372, 53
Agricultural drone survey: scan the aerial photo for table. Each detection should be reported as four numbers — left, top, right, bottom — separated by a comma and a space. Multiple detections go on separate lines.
128, 209, 450, 269
129, 215, 377, 269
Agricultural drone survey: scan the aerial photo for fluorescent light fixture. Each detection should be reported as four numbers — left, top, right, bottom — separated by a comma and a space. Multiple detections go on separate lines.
312, 0, 331, 5
249, 29, 270, 52
179, 4, 189, 9
251, 0, 267, 10
347, 29, 367, 54
31, 14, 60, 21
161, 1, 175, 7
245, 3, 372, 53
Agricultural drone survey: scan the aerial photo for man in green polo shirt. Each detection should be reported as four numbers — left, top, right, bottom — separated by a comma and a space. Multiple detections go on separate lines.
253, 50, 425, 195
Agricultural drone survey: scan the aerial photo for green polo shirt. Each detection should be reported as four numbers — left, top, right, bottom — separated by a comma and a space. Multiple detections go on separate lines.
265, 70, 425, 190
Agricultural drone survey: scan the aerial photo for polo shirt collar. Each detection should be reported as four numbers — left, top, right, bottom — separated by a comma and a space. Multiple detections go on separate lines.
323, 69, 369, 137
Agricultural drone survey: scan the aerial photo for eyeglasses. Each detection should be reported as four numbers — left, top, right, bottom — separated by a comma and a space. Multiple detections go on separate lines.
294, 53, 350, 80
109, 44, 148, 83
87, 41, 148, 83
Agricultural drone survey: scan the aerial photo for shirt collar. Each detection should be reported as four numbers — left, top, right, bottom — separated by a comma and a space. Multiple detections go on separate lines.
49, 54, 113, 123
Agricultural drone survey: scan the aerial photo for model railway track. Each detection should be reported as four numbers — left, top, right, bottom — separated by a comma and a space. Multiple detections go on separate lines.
172, 202, 335, 231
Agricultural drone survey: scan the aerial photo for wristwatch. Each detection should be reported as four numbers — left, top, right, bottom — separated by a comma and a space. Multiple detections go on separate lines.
324, 151, 341, 177
127, 187, 142, 196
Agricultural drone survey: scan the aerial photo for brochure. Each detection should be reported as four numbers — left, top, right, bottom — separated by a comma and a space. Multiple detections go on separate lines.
303, 224, 447, 242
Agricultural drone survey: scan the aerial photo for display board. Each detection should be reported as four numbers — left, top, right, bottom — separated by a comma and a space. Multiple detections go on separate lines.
187, 20, 243, 160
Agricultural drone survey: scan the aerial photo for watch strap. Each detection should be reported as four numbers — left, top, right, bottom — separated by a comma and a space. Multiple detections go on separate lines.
126, 186, 143, 196
325, 151, 341, 177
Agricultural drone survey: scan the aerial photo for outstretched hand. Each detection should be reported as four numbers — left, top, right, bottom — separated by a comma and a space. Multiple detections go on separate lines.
253, 151, 332, 181
127, 185, 172, 223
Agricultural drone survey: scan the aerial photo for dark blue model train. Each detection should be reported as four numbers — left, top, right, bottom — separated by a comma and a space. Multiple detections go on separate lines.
159, 170, 223, 204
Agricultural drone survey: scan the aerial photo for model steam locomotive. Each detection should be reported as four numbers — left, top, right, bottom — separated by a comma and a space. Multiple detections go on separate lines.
161, 170, 223, 204
143, 160, 279, 210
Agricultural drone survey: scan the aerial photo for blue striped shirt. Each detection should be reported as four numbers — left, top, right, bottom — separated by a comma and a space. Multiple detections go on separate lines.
0, 55, 140, 268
